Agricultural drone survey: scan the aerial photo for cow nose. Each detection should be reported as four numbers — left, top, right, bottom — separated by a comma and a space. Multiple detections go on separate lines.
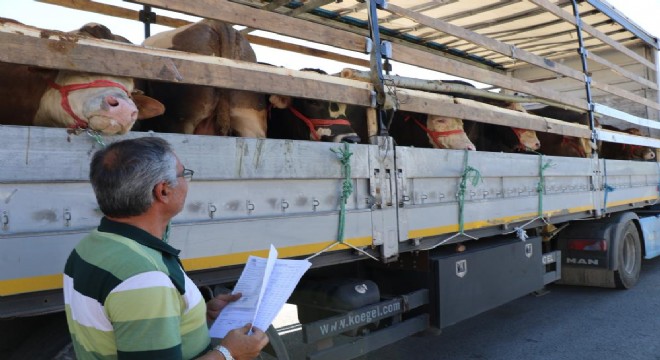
466, 143, 476, 151
105, 95, 119, 107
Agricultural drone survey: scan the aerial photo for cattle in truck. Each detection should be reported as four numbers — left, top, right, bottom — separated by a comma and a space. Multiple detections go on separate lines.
462, 100, 540, 153
138, 19, 268, 138
528, 106, 598, 158
430, 80, 540, 153
387, 110, 477, 150
600, 125, 656, 161
0, 20, 164, 135
267, 68, 363, 143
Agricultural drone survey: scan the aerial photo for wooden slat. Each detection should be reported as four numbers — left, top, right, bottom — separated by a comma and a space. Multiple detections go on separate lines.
590, 78, 660, 111
527, 0, 656, 71
0, 23, 374, 108
37, 0, 370, 68
585, 50, 659, 90
398, 89, 592, 138
389, 43, 588, 111
385, 3, 587, 83
133, 0, 368, 54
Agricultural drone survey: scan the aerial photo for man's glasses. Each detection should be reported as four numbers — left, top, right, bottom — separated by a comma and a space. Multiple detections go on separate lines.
177, 167, 195, 181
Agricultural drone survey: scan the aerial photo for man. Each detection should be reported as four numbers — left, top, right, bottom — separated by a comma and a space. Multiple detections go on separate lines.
63, 137, 269, 359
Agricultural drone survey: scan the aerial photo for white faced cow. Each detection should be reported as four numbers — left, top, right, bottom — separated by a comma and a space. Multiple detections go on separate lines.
139, 19, 267, 138
0, 21, 164, 134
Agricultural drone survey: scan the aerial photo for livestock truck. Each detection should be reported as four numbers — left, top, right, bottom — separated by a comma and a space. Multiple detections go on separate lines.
2, 0, 660, 359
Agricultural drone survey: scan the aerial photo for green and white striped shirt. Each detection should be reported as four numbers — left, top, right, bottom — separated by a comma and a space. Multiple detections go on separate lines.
64, 217, 210, 359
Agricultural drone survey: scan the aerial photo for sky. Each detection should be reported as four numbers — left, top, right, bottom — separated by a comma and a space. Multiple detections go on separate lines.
1, 0, 659, 80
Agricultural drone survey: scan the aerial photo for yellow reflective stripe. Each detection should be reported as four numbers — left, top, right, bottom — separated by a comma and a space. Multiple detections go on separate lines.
0, 236, 372, 296
408, 206, 595, 239
182, 236, 372, 271
0, 273, 62, 296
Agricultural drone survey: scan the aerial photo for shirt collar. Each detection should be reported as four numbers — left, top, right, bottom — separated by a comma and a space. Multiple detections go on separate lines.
98, 217, 181, 256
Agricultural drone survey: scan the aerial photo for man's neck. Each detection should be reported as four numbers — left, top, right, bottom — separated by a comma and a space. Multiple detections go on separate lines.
106, 210, 169, 240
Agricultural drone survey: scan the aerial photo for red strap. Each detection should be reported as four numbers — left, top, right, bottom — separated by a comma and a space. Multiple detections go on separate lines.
48, 79, 130, 130
404, 115, 465, 149
286, 106, 352, 141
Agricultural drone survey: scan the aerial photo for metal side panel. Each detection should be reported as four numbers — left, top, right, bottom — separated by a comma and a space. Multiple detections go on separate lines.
0, 126, 380, 296
395, 148, 597, 242
600, 159, 660, 212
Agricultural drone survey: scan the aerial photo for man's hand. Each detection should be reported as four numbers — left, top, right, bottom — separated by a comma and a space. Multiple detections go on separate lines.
221, 323, 270, 360
207, 292, 242, 324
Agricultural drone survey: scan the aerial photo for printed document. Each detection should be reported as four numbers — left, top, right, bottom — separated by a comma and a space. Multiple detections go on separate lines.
209, 245, 311, 338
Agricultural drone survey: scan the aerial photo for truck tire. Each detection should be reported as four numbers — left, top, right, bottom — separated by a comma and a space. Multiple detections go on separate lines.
260, 325, 291, 360
613, 222, 642, 289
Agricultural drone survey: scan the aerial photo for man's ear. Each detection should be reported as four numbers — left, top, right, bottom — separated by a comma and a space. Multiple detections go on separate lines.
153, 182, 171, 203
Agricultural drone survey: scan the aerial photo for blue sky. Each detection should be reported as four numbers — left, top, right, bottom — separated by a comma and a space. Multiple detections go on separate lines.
1, 0, 658, 79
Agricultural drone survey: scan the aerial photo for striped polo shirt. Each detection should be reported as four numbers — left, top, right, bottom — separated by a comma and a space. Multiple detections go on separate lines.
63, 217, 211, 359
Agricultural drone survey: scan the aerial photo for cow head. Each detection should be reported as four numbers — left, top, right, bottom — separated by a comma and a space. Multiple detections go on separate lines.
34, 71, 164, 135
502, 102, 540, 152
623, 128, 656, 161
269, 94, 362, 143
423, 115, 476, 150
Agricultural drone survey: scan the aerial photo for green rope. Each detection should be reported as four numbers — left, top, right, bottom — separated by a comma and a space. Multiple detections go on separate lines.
536, 155, 552, 218
457, 150, 481, 234
85, 128, 106, 147
330, 143, 354, 243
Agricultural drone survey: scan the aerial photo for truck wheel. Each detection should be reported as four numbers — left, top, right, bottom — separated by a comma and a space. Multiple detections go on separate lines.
613, 222, 642, 289
259, 325, 290, 360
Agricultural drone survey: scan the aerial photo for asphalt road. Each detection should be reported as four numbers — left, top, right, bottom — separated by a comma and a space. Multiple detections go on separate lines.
275, 257, 660, 360
368, 257, 660, 360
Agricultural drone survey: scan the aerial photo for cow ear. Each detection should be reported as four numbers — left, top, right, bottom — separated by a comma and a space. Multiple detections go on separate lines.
269, 94, 292, 109
133, 94, 165, 120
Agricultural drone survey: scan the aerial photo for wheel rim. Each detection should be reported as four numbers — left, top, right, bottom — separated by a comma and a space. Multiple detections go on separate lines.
622, 233, 637, 274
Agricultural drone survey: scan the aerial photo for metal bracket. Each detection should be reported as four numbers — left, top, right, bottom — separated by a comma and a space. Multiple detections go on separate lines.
380, 41, 392, 59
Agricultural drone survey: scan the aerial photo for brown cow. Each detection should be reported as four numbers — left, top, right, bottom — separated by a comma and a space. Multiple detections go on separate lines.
600, 125, 656, 161
529, 106, 597, 158
0, 21, 164, 134
139, 19, 267, 137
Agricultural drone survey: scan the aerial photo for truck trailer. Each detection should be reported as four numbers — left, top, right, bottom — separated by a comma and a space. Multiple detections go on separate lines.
1, 0, 660, 359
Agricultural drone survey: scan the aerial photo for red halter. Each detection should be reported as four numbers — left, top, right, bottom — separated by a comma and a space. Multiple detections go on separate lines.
285, 106, 352, 141
48, 79, 131, 130
404, 115, 465, 149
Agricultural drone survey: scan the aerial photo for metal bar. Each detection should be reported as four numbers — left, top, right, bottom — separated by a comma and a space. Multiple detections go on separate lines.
306, 314, 429, 360
586, 0, 659, 50
571, 0, 598, 152
367, 0, 388, 136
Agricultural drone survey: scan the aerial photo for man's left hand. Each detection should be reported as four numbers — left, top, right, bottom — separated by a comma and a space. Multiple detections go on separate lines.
207, 292, 242, 324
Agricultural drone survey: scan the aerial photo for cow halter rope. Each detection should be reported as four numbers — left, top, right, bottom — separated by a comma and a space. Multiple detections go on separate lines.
286, 106, 353, 141
403, 115, 465, 149
307, 143, 377, 261
48, 79, 131, 146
